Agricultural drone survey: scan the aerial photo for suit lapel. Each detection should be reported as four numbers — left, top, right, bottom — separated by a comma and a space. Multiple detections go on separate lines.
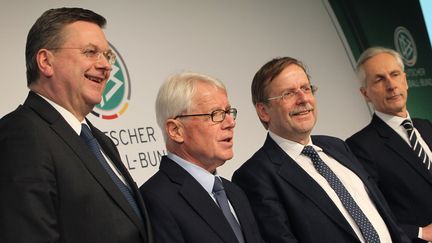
413, 118, 432, 151
160, 157, 238, 243
25, 92, 148, 240
372, 115, 432, 185
224, 180, 255, 243
315, 138, 386, 213
315, 139, 369, 182
89, 121, 150, 240
315, 136, 406, 241
263, 136, 358, 239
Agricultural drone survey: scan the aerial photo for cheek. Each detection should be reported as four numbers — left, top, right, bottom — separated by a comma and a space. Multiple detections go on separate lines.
402, 80, 409, 91
363, 87, 381, 102
190, 126, 213, 144
281, 106, 294, 120
312, 108, 318, 120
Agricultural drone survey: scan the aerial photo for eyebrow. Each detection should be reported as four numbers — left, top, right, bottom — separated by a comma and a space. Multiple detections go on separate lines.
84, 43, 110, 51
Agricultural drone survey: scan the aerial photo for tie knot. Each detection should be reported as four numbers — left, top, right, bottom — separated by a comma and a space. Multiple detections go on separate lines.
301, 145, 318, 159
80, 124, 94, 141
401, 119, 413, 131
213, 177, 224, 193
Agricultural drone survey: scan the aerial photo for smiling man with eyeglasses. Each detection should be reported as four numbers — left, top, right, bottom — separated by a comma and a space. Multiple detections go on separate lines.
139, 71, 264, 243
232, 56, 410, 243
0, 7, 152, 243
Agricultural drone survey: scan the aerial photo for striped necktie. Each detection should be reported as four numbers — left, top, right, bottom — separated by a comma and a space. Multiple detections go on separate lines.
401, 119, 432, 172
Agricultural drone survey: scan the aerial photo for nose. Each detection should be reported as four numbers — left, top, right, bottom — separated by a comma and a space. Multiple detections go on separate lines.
95, 54, 112, 71
222, 113, 236, 129
295, 89, 309, 104
385, 76, 398, 90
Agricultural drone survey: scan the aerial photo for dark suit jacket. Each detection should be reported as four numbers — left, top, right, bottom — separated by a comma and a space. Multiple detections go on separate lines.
0, 91, 153, 243
232, 134, 409, 243
139, 156, 264, 243
346, 114, 432, 242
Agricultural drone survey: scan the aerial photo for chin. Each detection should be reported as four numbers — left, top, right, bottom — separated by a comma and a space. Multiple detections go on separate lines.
86, 94, 103, 106
218, 154, 233, 163
225, 154, 234, 161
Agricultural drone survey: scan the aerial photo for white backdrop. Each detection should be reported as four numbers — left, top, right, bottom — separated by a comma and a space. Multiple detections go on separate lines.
0, 0, 371, 185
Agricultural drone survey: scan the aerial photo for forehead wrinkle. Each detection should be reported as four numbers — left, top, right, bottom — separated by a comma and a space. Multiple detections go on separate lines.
191, 87, 227, 113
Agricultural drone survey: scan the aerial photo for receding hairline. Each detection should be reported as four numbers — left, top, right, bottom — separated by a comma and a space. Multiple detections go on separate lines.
355, 47, 404, 86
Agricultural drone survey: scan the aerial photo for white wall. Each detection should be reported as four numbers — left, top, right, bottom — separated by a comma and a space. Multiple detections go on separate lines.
0, 0, 371, 185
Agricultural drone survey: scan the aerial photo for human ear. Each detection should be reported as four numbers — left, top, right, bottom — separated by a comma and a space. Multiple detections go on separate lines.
256, 103, 270, 123
37, 49, 54, 78
166, 119, 184, 143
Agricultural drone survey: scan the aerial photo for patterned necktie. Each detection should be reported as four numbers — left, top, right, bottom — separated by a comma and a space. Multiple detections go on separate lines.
302, 145, 380, 243
212, 177, 245, 243
80, 124, 143, 221
401, 119, 432, 172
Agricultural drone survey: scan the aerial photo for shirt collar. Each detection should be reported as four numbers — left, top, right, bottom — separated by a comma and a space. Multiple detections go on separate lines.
37, 93, 84, 135
268, 130, 322, 158
167, 152, 216, 194
375, 110, 411, 130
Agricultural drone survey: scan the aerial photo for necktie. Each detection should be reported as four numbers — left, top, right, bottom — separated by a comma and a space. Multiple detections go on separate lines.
302, 145, 380, 243
401, 119, 432, 172
80, 124, 143, 220
212, 177, 245, 243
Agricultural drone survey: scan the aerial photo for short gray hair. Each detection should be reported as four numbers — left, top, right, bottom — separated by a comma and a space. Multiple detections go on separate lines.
356, 46, 404, 87
155, 71, 226, 142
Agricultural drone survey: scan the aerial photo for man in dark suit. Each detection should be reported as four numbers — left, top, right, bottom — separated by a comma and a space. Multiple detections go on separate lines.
232, 56, 409, 243
0, 8, 152, 243
140, 72, 264, 243
346, 47, 432, 243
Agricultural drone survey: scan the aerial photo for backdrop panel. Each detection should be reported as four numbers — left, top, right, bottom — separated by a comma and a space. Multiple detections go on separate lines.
327, 0, 432, 119
1, 0, 371, 184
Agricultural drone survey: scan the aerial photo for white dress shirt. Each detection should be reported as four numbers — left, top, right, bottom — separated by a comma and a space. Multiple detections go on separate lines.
269, 131, 392, 243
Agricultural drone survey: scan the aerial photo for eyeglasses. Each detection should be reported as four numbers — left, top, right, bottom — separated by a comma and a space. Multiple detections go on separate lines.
48, 45, 116, 65
174, 108, 237, 123
267, 85, 317, 102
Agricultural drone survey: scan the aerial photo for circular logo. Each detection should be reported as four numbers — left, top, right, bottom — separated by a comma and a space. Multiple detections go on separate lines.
91, 43, 131, 119
394, 26, 417, 67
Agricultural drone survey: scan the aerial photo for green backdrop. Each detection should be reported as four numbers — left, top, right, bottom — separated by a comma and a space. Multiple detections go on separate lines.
328, 0, 432, 120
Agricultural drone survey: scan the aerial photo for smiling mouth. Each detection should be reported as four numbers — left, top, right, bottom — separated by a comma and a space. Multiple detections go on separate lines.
85, 75, 104, 83
290, 108, 313, 116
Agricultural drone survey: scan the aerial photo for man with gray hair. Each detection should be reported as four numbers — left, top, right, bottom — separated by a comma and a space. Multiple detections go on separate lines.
139, 71, 263, 243
346, 46, 432, 242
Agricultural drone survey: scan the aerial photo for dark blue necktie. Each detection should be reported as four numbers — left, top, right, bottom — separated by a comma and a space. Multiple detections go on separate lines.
401, 119, 432, 173
302, 145, 380, 243
213, 177, 245, 243
80, 124, 142, 220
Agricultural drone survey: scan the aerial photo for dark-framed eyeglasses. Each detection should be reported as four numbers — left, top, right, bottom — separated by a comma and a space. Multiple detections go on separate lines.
267, 85, 317, 102
174, 108, 237, 123
48, 45, 116, 65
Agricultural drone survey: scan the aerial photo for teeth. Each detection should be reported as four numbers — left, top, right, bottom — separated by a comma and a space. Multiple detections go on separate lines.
86, 75, 102, 83
290, 109, 311, 116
